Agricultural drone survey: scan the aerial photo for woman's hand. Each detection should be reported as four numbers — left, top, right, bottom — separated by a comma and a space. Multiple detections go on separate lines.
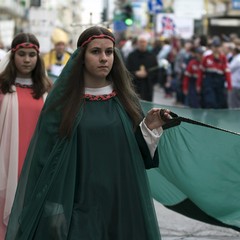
144, 108, 172, 130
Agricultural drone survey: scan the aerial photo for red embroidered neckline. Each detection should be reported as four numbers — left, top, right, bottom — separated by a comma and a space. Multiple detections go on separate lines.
15, 83, 33, 89
84, 90, 117, 101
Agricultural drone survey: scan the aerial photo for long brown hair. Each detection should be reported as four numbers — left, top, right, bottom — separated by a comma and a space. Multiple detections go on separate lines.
56, 26, 143, 137
0, 33, 52, 98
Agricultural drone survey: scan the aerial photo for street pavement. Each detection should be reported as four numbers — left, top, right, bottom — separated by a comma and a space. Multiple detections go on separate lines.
152, 85, 240, 240
152, 84, 177, 107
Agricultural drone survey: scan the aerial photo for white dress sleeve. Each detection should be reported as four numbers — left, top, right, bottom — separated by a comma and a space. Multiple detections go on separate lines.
139, 119, 163, 158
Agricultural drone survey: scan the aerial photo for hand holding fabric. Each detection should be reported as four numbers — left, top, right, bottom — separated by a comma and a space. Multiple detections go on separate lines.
144, 108, 172, 130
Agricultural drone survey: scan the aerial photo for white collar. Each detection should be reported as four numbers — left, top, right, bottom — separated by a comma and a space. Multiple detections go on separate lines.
15, 77, 33, 85
85, 84, 113, 95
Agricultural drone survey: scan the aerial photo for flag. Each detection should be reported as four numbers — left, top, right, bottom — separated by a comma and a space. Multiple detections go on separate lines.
141, 101, 240, 232
161, 16, 176, 36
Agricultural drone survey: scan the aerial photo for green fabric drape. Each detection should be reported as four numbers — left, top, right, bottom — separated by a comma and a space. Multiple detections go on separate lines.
141, 101, 240, 232
141, 101, 240, 133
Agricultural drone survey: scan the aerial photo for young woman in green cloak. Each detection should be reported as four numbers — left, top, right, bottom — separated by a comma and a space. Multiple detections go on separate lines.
5, 26, 171, 240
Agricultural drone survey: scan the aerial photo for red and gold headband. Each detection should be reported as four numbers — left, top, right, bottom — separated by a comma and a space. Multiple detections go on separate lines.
80, 34, 115, 47
11, 42, 39, 53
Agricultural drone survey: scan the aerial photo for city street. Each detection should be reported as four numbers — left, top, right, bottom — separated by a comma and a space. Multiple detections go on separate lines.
152, 85, 240, 240
153, 84, 176, 106
154, 200, 240, 240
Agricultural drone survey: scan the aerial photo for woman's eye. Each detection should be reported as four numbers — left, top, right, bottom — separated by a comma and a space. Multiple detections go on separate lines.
29, 53, 37, 57
18, 52, 25, 56
17, 51, 37, 57
106, 50, 113, 55
92, 49, 99, 54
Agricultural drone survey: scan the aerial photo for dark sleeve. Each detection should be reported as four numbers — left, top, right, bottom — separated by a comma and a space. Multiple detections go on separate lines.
135, 125, 159, 169
125, 53, 136, 76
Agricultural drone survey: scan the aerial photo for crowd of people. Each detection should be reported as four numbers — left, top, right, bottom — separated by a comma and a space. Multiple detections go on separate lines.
118, 32, 240, 109
2, 30, 240, 110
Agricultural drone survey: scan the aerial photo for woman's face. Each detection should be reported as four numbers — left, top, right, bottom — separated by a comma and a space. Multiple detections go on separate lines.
14, 48, 38, 78
83, 38, 114, 87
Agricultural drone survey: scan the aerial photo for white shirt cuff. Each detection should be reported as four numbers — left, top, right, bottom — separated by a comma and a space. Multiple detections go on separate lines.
139, 119, 163, 158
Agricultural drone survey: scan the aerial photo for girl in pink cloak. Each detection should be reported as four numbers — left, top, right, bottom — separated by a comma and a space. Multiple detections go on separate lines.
0, 33, 52, 239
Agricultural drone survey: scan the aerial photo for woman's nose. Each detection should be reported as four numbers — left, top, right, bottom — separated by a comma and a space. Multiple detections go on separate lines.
100, 53, 107, 62
24, 54, 30, 62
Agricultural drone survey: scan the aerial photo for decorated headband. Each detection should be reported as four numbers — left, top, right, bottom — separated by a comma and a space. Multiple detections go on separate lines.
11, 42, 39, 53
80, 34, 115, 47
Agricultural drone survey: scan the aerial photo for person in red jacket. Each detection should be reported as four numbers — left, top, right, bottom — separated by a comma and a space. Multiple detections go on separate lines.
197, 37, 232, 108
183, 47, 204, 108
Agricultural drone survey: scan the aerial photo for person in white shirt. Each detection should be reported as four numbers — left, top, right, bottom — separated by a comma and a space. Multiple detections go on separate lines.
228, 43, 240, 108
